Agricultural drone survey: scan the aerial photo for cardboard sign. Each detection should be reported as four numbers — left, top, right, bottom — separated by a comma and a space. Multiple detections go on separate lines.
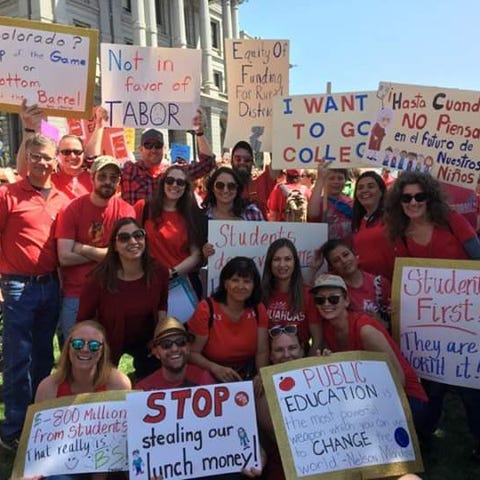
272, 91, 380, 169
363, 82, 480, 188
126, 382, 261, 479
392, 258, 480, 389
206, 221, 328, 294
171, 142, 192, 163
261, 352, 423, 479
168, 275, 198, 323
101, 44, 201, 129
13, 391, 129, 478
224, 39, 289, 152
0, 16, 98, 118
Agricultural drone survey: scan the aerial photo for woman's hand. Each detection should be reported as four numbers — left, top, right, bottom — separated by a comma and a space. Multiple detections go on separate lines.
93, 106, 109, 129
211, 364, 242, 383
202, 242, 215, 258
20, 99, 44, 132
316, 348, 332, 357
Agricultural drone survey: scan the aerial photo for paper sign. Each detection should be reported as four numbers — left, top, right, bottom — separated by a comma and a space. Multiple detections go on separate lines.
0, 16, 98, 118
224, 39, 289, 152
13, 391, 129, 478
168, 275, 198, 323
171, 142, 191, 163
126, 382, 261, 479
392, 258, 480, 389
261, 352, 423, 479
272, 91, 380, 169
206, 221, 328, 294
40, 119, 60, 143
363, 82, 480, 188
101, 44, 201, 129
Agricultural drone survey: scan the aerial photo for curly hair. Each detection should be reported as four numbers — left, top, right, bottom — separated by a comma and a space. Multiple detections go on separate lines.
352, 171, 386, 232
384, 171, 450, 242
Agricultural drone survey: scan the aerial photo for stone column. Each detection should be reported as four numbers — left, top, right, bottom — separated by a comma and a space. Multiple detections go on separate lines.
231, 0, 240, 38
145, 0, 158, 46
199, 0, 215, 93
132, 0, 147, 46
171, 0, 187, 47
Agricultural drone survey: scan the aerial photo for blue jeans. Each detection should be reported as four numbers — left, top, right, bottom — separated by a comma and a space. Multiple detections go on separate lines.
57, 296, 80, 346
0, 277, 60, 440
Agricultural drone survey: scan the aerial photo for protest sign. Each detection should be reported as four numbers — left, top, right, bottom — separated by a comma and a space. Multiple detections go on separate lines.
0, 16, 98, 118
168, 275, 198, 323
171, 142, 191, 163
127, 382, 261, 479
392, 257, 480, 389
13, 391, 128, 478
363, 82, 480, 188
206, 221, 328, 294
261, 352, 423, 479
101, 44, 201, 129
224, 39, 289, 152
272, 91, 380, 169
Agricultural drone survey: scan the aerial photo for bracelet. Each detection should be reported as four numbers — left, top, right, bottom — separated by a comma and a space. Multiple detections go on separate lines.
24, 128, 36, 133
196, 131, 204, 137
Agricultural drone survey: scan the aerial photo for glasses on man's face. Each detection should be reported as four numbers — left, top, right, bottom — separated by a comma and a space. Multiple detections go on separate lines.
233, 154, 253, 163
154, 337, 188, 349
143, 142, 164, 150
116, 229, 146, 244
165, 176, 187, 187
214, 181, 238, 192
59, 149, 83, 156
400, 192, 428, 204
29, 152, 54, 162
268, 324, 298, 338
96, 173, 120, 183
314, 295, 343, 306
70, 338, 103, 352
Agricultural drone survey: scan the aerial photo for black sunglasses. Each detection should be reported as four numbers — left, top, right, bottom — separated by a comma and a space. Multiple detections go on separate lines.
143, 142, 164, 150
154, 337, 188, 349
59, 149, 83, 156
314, 295, 343, 306
214, 181, 238, 192
70, 338, 103, 352
165, 176, 187, 187
269, 324, 298, 339
116, 229, 146, 244
400, 192, 428, 204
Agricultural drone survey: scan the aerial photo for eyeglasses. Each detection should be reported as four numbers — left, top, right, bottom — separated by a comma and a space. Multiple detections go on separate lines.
400, 192, 428, 204
214, 181, 238, 192
70, 338, 103, 352
143, 142, 164, 150
29, 152, 54, 162
96, 173, 120, 183
59, 149, 83, 156
165, 176, 187, 187
154, 337, 188, 349
116, 229, 146, 243
269, 324, 298, 338
314, 295, 343, 306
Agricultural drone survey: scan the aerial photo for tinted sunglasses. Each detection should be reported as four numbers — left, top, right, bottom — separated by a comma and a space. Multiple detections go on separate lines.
314, 294, 343, 306
269, 324, 298, 338
116, 229, 146, 243
154, 337, 188, 349
400, 192, 428, 204
143, 142, 164, 150
70, 338, 103, 352
165, 176, 187, 187
214, 181, 237, 192
59, 149, 83, 156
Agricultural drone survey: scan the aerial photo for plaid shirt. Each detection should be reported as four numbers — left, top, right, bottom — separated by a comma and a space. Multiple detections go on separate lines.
204, 203, 264, 221
121, 153, 216, 205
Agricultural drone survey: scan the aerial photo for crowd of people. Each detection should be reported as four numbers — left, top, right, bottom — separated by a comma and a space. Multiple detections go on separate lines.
1, 99, 479, 479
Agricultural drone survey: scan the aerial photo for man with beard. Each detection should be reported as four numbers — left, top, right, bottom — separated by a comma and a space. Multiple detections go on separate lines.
55, 156, 135, 341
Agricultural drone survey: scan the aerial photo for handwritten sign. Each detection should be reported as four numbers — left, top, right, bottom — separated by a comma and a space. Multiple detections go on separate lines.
168, 275, 198, 323
171, 142, 192, 163
224, 39, 289, 152
272, 91, 380, 169
392, 258, 480, 389
261, 352, 423, 479
0, 16, 98, 118
364, 82, 480, 188
13, 391, 128, 478
126, 382, 261, 480
101, 44, 201, 129
206, 221, 328, 294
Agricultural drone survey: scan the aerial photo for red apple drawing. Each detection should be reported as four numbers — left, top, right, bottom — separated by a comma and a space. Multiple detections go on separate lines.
235, 391, 249, 406
279, 376, 295, 392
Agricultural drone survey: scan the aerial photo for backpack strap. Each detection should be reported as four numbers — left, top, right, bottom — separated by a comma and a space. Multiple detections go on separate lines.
206, 297, 214, 330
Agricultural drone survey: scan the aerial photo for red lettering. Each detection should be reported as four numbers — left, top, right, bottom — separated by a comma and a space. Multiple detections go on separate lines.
143, 392, 166, 423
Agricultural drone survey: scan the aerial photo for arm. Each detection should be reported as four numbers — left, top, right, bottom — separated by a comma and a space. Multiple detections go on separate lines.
308, 322, 323, 356
57, 238, 92, 266
84, 106, 109, 158
77, 277, 101, 322
255, 327, 269, 370
171, 245, 201, 277
307, 162, 329, 221
73, 242, 108, 263
107, 369, 132, 390
34, 376, 58, 403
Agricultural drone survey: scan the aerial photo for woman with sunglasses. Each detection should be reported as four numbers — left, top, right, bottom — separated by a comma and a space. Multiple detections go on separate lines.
77, 217, 169, 380
262, 238, 322, 354
188, 257, 269, 383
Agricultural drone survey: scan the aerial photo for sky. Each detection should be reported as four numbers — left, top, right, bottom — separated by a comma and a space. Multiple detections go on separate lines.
239, 0, 480, 95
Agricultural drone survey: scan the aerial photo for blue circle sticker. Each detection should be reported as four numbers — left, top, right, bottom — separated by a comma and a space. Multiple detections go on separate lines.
394, 427, 410, 448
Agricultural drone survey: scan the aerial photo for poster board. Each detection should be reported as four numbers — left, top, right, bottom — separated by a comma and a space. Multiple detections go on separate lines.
0, 16, 98, 118
261, 352, 423, 479
101, 44, 201, 129
168, 275, 198, 323
363, 82, 480, 189
206, 221, 328, 294
171, 142, 191, 163
224, 39, 289, 152
12, 391, 129, 478
126, 382, 261, 479
392, 257, 480, 389
272, 91, 380, 169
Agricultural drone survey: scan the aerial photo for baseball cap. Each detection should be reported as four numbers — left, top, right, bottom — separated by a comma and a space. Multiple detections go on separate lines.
310, 274, 347, 293
141, 129, 164, 145
286, 169, 301, 177
90, 155, 121, 174
152, 317, 193, 344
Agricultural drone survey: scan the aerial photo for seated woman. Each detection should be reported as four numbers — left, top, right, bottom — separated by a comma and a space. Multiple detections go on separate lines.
77, 217, 169, 381
188, 257, 269, 382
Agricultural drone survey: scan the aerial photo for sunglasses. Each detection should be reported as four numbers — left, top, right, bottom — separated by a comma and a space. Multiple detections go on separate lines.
70, 338, 103, 352
59, 149, 83, 156
314, 294, 343, 306
154, 337, 188, 349
214, 181, 238, 192
29, 152, 54, 162
116, 229, 146, 243
269, 324, 298, 338
400, 192, 428, 203
143, 142, 164, 150
165, 176, 187, 187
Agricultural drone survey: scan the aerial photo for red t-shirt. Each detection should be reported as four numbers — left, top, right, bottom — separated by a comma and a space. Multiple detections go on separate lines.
135, 364, 215, 390
52, 169, 92, 200
348, 272, 391, 317
56, 195, 135, 297
0, 179, 68, 274
56, 380, 106, 397
309, 194, 353, 242
243, 169, 277, 219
